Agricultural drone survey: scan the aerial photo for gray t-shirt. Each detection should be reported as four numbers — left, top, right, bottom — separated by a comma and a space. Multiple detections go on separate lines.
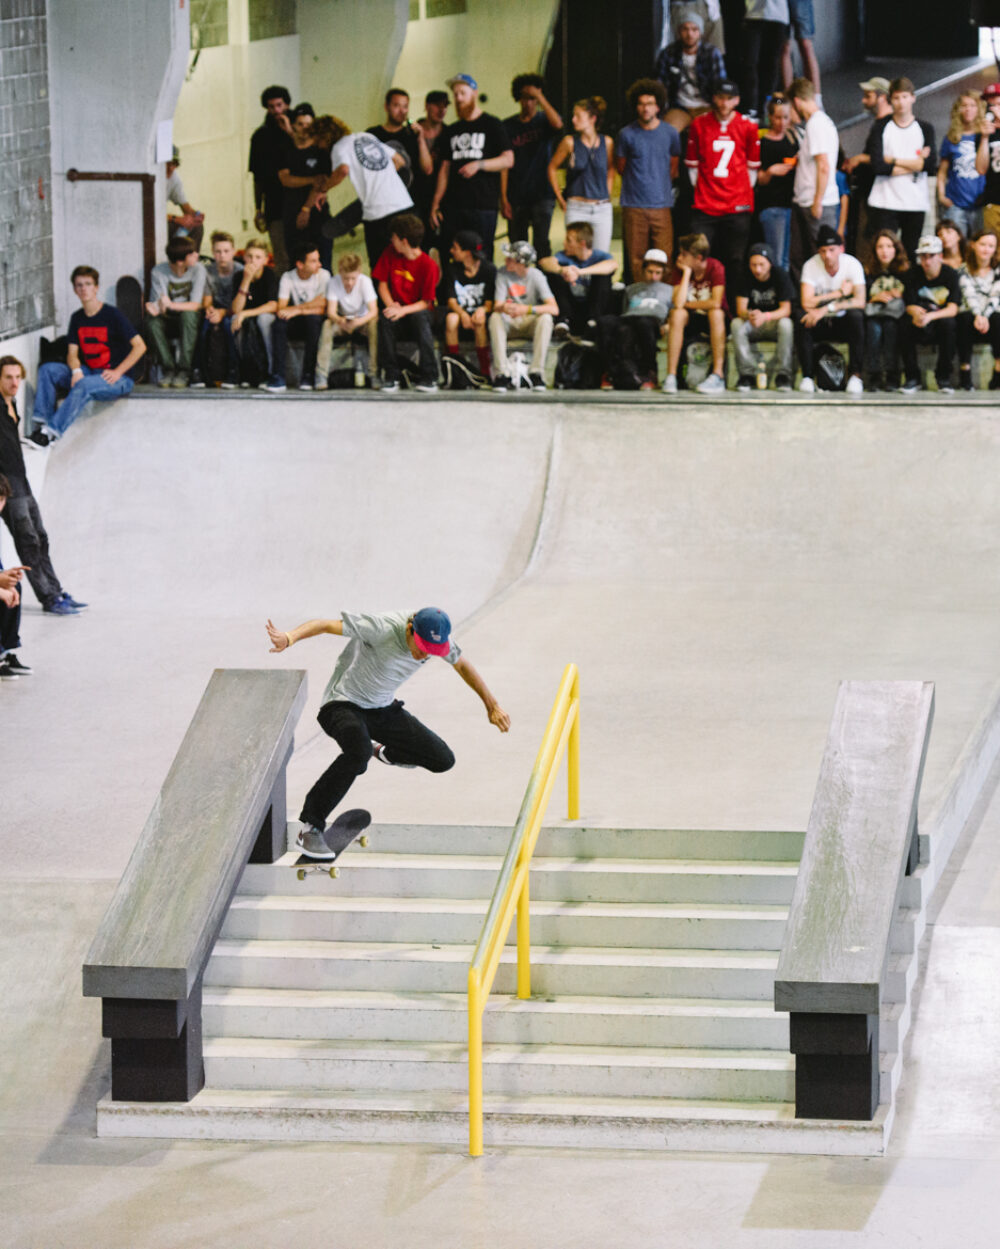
494, 266, 554, 315
322, 610, 461, 709
150, 260, 207, 304
205, 260, 244, 310
622, 280, 673, 321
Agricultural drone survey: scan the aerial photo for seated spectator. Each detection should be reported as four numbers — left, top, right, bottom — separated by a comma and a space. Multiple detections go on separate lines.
755, 92, 798, 270
0, 473, 32, 678
937, 92, 987, 239
0, 358, 84, 615
317, 252, 378, 388
864, 77, 938, 264
789, 77, 840, 273
864, 229, 909, 390
899, 234, 960, 394
957, 228, 1000, 390
372, 213, 440, 393
488, 239, 558, 391
230, 238, 279, 385
264, 242, 330, 392
144, 236, 206, 388
732, 243, 795, 390
936, 219, 966, 270
442, 230, 495, 381
193, 231, 243, 388
547, 96, 616, 256
796, 225, 865, 394
655, 10, 726, 133
663, 231, 725, 393
166, 145, 204, 252
540, 221, 617, 338
279, 103, 332, 271
30, 266, 145, 446
596, 248, 685, 389
616, 78, 682, 283
501, 73, 563, 262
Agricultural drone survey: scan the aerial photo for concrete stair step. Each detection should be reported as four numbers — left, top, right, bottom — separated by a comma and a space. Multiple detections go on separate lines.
201, 1036, 796, 1101
96, 1087, 892, 1155
206, 939, 781, 998
239, 852, 799, 904
202, 986, 791, 1049
221, 894, 791, 950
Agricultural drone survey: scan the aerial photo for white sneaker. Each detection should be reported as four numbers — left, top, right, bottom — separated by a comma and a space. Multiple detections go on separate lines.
846, 375, 864, 396
696, 372, 725, 394
798, 377, 816, 393
662, 374, 678, 394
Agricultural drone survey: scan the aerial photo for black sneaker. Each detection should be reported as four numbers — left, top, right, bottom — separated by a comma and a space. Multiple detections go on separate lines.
553, 320, 570, 340
898, 377, 920, 395
958, 371, 973, 391
528, 372, 547, 391
492, 375, 512, 392
2, 653, 32, 674
0, 657, 19, 679
937, 379, 954, 395
27, 428, 52, 448
736, 374, 754, 392
774, 372, 792, 392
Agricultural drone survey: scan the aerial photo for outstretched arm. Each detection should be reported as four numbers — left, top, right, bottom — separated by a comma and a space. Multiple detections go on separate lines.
454, 656, 511, 732
267, 617, 343, 652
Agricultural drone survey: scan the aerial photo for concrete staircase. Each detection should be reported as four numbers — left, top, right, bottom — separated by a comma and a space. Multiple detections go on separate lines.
97, 822, 921, 1153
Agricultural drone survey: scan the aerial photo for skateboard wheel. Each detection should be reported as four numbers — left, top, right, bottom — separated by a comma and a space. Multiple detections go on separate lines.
297, 868, 306, 881
329, 866, 339, 878
359, 835, 369, 848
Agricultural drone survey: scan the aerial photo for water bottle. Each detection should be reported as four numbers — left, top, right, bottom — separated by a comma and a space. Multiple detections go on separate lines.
756, 358, 768, 390
353, 347, 365, 389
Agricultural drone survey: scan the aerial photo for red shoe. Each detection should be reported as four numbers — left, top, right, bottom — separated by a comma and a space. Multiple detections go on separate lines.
600, 373, 614, 390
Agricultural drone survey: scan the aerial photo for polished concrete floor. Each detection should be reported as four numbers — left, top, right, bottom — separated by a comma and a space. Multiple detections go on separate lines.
2, 394, 999, 1246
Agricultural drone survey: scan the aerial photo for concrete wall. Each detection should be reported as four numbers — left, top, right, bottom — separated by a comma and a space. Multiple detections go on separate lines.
46, 0, 188, 327
0, 0, 54, 346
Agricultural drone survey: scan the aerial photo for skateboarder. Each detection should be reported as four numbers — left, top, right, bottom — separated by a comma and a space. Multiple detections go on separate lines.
266, 607, 510, 858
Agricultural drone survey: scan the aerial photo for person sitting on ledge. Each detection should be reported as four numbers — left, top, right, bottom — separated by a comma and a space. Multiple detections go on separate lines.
795, 225, 866, 395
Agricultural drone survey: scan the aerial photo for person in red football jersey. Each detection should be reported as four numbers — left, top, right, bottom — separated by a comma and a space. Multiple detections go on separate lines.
685, 78, 760, 309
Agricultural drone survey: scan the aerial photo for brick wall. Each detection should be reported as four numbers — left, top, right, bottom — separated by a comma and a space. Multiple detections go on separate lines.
0, 0, 54, 341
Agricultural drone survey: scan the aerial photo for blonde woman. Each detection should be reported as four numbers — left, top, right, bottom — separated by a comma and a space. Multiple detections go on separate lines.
547, 96, 615, 254
937, 92, 987, 238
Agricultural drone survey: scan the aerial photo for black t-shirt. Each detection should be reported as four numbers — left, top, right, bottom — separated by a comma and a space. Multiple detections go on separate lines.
69, 303, 137, 371
903, 264, 961, 313
438, 113, 512, 211
982, 134, 1000, 206
368, 124, 420, 187
248, 117, 294, 221
755, 134, 798, 212
0, 399, 29, 496
502, 111, 554, 204
281, 144, 332, 224
445, 258, 497, 311
738, 264, 796, 313
242, 266, 279, 311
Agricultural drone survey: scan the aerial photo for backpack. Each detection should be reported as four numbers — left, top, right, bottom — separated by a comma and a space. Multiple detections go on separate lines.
442, 355, 489, 391
683, 341, 712, 389
815, 343, 847, 391
237, 319, 269, 388
554, 341, 603, 390
201, 323, 231, 386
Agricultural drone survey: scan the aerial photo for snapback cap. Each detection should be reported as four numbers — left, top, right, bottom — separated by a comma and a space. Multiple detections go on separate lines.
915, 234, 942, 255
446, 73, 478, 91
412, 607, 452, 657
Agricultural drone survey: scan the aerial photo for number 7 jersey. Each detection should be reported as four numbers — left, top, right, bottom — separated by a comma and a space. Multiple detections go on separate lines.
685, 110, 761, 217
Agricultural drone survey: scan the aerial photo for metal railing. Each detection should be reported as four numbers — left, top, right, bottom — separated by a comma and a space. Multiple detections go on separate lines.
467, 663, 580, 1156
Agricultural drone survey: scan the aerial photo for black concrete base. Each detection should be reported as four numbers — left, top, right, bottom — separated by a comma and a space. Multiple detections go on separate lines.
790, 1011, 879, 1120
108, 980, 204, 1102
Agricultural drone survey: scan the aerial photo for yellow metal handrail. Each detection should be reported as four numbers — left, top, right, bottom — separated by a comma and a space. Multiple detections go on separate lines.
467, 663, 580, 1156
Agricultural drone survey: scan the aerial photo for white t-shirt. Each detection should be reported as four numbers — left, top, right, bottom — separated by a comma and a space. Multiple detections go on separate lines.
326, 272, 376, 318
868, 119, 931, 213
794, 110, 840, 208
800, 252, 865, 315
278, 268, 332, 305
331, 133, 414, 222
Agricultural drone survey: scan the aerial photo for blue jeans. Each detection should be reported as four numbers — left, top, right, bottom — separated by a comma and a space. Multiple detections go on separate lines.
939, 204, 981, 238
759, 206, 791, 270
33, 362, 134, 437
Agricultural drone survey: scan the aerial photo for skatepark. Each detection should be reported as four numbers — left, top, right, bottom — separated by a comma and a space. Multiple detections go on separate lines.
3, 389, 1000, 1246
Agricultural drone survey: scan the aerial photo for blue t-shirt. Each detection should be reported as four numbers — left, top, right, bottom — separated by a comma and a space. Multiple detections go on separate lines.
940, 134, 986, 209
68, 303, 138, 372
616, 120, 682, 209
554, 248, 614, 298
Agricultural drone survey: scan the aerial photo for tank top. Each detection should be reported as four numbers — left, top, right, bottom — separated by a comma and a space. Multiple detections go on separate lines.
565, 134, 609, 201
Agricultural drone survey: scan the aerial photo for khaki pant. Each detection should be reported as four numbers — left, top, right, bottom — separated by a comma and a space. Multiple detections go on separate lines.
984, 203, 1000, 239
622, 206, 673, 284
488, 311, 553, 377
317, 319, 378, 383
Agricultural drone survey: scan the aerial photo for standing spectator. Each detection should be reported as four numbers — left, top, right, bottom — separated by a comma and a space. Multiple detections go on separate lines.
796, 225, 865, 394
144, 236, 206, 388
488, 240, 558, 391
547, 96, 616, 255
957, 228, 1000, 390
731, 242, 795, 390
193, 231, 243, 388
755, 92, 799, 269
412, 91, 450, 259
30, 266, 145, 445
863, 229, 908, 390
0, 358, 83, 615
938, 92, 987, 238
430, 73, 514, 261
248, 85, 294, 275
685, 78, 760, 309
442, 230, 495, 381
899, 234, 959, 394
975, 84, 1000, 239
541, 221, 617, 339
865, 77, 938, 264
936, 219, 966, 271
279, 104, 332, 271
663, 231, 726, 393
742, 0, 790, 121
372, 214, 441, 393
656, 10, 726, 134
789, 76, 840, 272
501, 74, 563, 262
843, 78, 893, 255
780, 1, 821, 103
264, 243, 330, 393
596, 248, 685, 389
165, 146, 204, 252
230, 239, 279, 386
317, 252, 379, 388
368, 88, 433, 190
0, 473, 31, 678
616, 78, 682, 284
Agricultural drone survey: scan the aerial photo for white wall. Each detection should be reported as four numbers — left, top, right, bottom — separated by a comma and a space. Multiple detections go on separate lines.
46, 0, 188, 326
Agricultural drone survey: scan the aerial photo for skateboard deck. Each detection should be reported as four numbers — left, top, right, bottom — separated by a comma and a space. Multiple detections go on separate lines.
293, 807, 371, 879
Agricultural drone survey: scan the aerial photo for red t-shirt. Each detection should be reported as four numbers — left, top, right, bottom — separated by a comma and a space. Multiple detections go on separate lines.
685, 111, 760, 217
372, 247, 440, 306
670, 257, 728, 316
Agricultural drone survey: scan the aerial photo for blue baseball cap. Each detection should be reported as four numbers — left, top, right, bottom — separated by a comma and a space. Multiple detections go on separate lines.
446, 73, 478, 91
412, 607, 452, 656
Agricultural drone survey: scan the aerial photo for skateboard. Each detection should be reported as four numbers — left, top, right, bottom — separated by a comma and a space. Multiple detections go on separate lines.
293, 808, 371, 879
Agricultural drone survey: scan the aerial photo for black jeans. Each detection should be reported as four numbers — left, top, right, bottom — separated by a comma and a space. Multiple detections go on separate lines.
957, 310, 1000, 363
741, 18, 789, 117
377, 308, 438, 383
796, 309, 865, 379
363, 212, 402, 272
270, 314, 323, 386
552, 273, 613, 335
901, 316, 957, 383
300, 699, 455, 828
0, 492, 63, 608
0, 558, 21, 652
868, 209, 925, 270
689, 210, 752, 310
509, 197, 557, 260
441, 208, 500, 263
596, 313, 661, 379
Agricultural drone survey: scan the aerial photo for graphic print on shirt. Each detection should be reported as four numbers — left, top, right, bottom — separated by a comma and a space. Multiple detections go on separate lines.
917, 283, 953, 308
77, 326, 111, 369
355, 134, 391, 172
453, 279, 487, 311
451, 130, 487, 160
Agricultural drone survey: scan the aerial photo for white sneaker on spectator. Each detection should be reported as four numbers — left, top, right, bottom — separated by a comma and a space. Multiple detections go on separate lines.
798, 377, 816, 393
696, 372, 725, 394
662, 374, 678, 393
846, 375, 863, 396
